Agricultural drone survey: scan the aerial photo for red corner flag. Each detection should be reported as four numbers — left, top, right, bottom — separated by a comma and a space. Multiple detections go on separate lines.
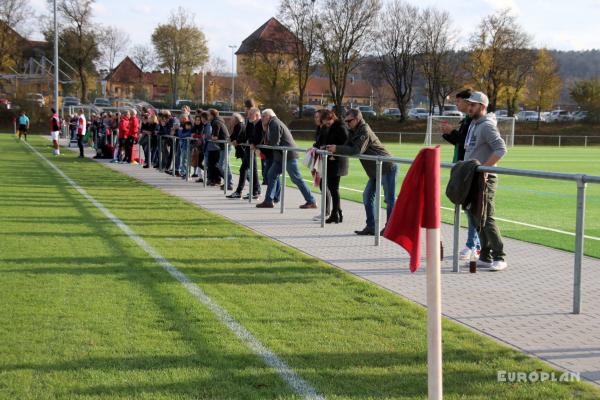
383, 146, 441, 272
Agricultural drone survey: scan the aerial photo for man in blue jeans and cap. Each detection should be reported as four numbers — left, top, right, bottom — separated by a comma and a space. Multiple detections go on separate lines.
327, 108, 397, 236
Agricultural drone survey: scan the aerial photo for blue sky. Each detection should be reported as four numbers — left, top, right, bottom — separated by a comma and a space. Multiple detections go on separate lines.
30, 0, 600, 70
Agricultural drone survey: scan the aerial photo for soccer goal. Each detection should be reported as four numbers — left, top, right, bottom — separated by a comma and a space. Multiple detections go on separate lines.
425, 115, 516, 147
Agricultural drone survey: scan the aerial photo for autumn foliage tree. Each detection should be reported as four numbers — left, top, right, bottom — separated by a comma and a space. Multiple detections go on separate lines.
526, 48, 562, 127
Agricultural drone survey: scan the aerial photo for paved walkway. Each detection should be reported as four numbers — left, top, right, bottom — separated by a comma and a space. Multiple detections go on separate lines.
69, 142, 600, 386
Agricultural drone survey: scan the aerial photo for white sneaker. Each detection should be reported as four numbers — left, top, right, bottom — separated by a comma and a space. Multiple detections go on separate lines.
476, 259, 492, 269
459, 247, 472, 261
312, 214, 322, 221
490, 260, 508, 271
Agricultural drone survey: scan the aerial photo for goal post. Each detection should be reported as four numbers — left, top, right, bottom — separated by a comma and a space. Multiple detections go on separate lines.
425, 115, 515, 147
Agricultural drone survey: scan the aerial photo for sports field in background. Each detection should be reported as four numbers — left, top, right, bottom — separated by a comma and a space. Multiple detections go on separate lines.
232, 140, 600, 259
2, 134, 600, 399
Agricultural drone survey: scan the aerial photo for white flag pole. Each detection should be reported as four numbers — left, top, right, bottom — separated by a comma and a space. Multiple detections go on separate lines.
426, 227, 442, 400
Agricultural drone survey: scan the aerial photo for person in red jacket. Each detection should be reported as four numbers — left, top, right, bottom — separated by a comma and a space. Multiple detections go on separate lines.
126, 109, 140, 164
117, 111, 130, 163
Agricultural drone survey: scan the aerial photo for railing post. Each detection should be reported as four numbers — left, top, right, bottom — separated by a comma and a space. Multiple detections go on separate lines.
224, 142, 229, 194
280, 149, 288, 214
374, 159, 382, 246
138, 134, 142, 167
171, 137, 177, 176
248, 146, 254, 204
585, 136, 588, 148
573, 177, 587, 314
559, 135, 562, 147
158, 136, 163, 171
186, 137, 192, 181
320, 151, 328, 228
148, 134, 152, 168
532, 136, 535, 147
399, 132, 402, 145
452, 204, 461, 273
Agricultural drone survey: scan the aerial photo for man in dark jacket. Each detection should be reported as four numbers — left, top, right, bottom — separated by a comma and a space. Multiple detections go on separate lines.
228, 107, 262, 199
327, 108, 397, 235
441, 89, 481, 261
256, 109, 317, 209
208, 108, 233, 190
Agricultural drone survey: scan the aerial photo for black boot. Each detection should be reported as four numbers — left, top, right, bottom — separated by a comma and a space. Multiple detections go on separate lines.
338, 210, 343, 223
326, 210, 341, 224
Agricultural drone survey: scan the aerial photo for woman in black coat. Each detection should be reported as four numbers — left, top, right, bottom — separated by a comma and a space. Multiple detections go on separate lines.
319, 110, 349, 223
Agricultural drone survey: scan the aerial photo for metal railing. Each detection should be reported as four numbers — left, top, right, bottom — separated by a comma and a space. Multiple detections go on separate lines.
132, 136, 600, 314
290, 129, 600, 147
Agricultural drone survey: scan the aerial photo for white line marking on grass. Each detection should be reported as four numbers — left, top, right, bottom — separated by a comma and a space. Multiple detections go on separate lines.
24, 141, 325, 400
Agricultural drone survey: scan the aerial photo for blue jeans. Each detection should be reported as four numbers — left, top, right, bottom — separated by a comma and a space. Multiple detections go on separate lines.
363, 164, 398, 229
264, 158, 281, 202
178, 140, 188, 175
266, 158, 315, 204
218, 148, 233, 186
466, 211, 481, 250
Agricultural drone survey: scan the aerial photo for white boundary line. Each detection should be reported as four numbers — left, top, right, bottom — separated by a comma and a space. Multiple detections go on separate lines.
232, 161, 599, 242
24, 141, 325, 400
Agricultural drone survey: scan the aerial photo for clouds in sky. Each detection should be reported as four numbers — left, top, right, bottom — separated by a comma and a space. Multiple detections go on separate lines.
30, 0, 599, 65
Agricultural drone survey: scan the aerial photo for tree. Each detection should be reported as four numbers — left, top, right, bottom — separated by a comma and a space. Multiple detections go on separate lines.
278, 0, 319, 117
44, 0, 100, 102
240, 51, 297, 118
0, 0, 33, 72
526, 49, 561, 127
99, 25, 130, 72
131, 44, 158, 73
317, 0, 381, 114
374, 0, 420, 121
570, 79, 600, 123
466, 9, 532, 112
151, 7, 208, 107
419, 6, 455, 114
205, 55, 227, 75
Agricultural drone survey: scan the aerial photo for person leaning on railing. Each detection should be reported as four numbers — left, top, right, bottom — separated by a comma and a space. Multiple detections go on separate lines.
327, 108, 397, 236
140, 112, 158, 168
318, 110, 349, 224
311, 109, 332, 220
463, 91, 508, 272
256, 109, 317, 210
190, 114, 205, 179
208, 108, 233, 190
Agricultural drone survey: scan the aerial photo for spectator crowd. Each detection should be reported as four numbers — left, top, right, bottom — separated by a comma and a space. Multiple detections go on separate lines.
49, 89, 508, 271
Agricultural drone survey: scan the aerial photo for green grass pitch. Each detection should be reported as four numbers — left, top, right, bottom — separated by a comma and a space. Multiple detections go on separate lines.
0, 134, 599, 398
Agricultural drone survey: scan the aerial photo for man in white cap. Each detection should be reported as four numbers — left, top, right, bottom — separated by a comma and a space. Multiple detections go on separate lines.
464, 91, 508, 271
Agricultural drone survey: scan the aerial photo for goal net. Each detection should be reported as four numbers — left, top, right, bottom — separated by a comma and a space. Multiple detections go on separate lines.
425, 115, 515, 147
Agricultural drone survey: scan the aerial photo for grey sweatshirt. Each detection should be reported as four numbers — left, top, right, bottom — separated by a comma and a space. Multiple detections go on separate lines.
464, 113, 507, 167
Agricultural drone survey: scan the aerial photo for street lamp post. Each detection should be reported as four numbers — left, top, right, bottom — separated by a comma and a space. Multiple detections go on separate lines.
228, 45, 236, 109
53, 0, 59, 116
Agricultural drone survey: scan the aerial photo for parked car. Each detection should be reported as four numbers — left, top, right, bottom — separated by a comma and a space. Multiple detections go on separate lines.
546, 110, 572, 122
383, 108, 401, 117
572, 111, 589, 122
94, 98, 111, 107
408, 108, 430, 120
494, 109, 508, 117
294, 105, 318, 117
358, 105, 376, 117
63, 96, 81, 107
434, 104, 462, 117
516, 110, 540, 122
212, 101, 232, 111
26, 92, 45, 107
